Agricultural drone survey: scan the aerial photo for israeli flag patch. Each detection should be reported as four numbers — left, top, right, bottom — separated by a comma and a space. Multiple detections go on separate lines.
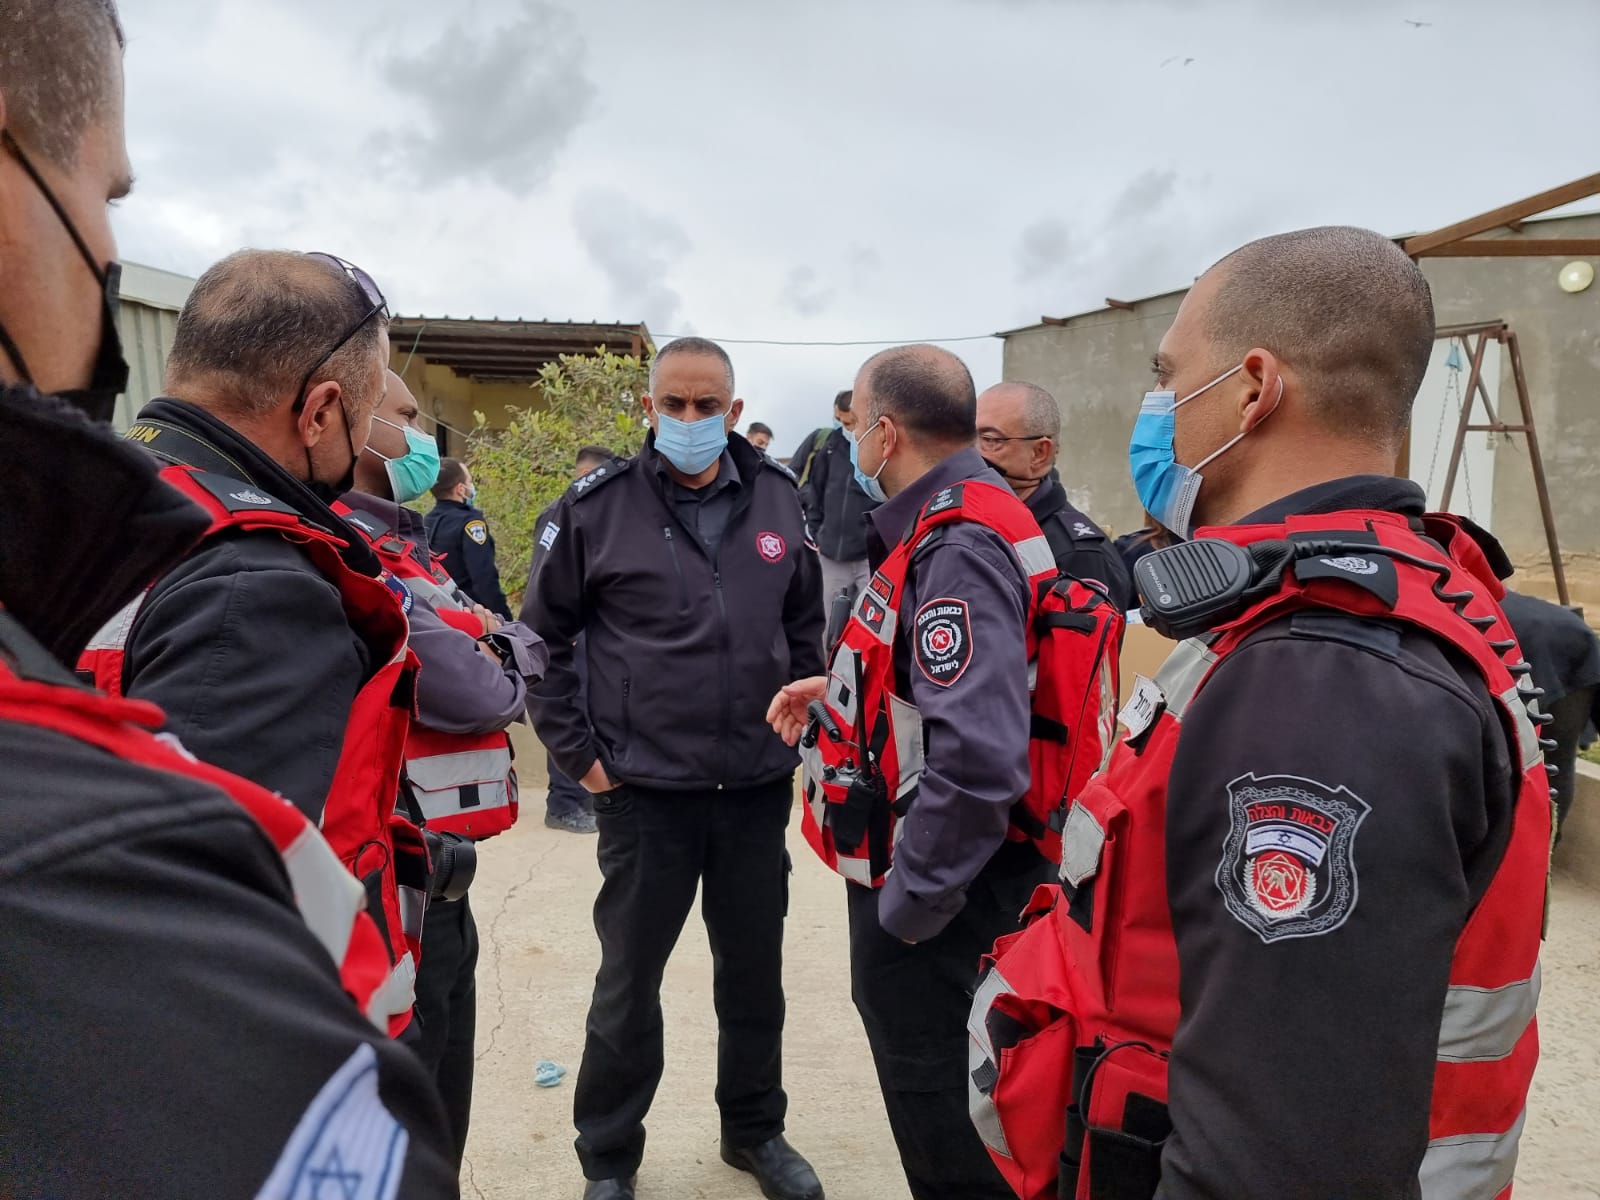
254, 1044, 407, 1200
539, 522, 561, 551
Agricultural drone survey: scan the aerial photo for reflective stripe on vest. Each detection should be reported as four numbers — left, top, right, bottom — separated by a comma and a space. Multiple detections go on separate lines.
368, 951, 417, 1024
83, 593, 145, 657
1438, 962, 1541, 1064
408, 746, 516, 823
968, 965, 1015, 1159
281, 826, 366, 987
1420, 1108, 1525, 1200
1155, 637, 1217, 721
1500, 685, 1544, 773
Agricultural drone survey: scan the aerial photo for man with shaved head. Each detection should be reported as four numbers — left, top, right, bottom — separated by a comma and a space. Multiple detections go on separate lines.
977, 380, 1131, 607
769, 344, 1052, 1200
972, 227, 1547, 1200
0, 2, 455, 1194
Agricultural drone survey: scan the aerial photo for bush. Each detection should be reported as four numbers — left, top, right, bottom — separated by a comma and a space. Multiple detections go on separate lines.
464, 347, 649, 607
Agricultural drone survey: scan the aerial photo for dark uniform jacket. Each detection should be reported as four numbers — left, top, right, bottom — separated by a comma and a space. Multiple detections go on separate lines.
425, 498, 512, 619
0, 386, 456, 1198
522, 432, 824, 791
1024, 470, 1133, 610
865, 448, 1044, 942
115, 398, 399, 819
1158, 474, 1521, 1199
801, 427, 878, 563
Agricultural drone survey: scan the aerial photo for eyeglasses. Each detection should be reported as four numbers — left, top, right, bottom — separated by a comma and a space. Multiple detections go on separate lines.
295, 252, 389, 406
978, 432, 1047, 452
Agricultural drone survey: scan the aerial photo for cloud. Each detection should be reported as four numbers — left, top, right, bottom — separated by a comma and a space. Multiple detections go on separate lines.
1015, 217, 1077, 283
572, 189, 693, 329
779, 265, 835, 317
377, 0, 596, 193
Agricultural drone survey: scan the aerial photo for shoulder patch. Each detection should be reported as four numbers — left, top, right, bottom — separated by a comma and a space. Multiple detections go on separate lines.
188, 470, 297, 517
253, 1043, 408, 1200
923, 483, 965, 519
568, 458, 632, 501
341, 509, 393, 541
463, 519, 489, 545
539, 521, 561, 551
1216, 772, 1371, 943
914, 596, 974, 686
1287, 530, 1399, 607
379, 570, 413, 616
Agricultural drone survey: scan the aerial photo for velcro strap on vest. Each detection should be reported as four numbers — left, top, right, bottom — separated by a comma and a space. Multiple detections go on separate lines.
1030, 713, 1069, 743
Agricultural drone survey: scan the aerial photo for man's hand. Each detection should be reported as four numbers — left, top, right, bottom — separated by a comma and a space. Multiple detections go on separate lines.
580, 759, 620, 794
473, 604, 503, 635
766, 676, 827, 747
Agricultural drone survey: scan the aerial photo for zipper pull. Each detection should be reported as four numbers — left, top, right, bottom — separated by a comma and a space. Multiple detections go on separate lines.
663, 526, 674, 541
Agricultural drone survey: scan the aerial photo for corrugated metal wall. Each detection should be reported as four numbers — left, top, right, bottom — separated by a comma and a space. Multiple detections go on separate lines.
112, 300, 181, 432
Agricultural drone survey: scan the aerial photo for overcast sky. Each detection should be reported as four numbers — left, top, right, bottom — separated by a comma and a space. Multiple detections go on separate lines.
115, 0, 1598, 453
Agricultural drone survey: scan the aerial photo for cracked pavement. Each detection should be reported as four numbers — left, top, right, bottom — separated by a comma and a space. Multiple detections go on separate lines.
457, 729, 1600, 1199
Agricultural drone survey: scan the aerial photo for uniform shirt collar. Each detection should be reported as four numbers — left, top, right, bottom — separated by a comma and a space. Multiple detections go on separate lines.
1237, 474, 1427, 525
867, 446, 993, 557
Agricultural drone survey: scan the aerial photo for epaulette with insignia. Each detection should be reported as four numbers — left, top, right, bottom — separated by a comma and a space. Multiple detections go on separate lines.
761, 455, 799, 485
189, 470, 298, 516
568, 457, 632, 502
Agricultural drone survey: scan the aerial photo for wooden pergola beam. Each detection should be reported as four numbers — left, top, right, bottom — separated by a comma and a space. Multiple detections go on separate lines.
1413, 237, 1600, 258
1402, 172, 1600, 257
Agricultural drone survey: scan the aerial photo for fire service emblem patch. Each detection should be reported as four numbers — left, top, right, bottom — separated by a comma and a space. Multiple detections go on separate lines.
1215, 773, 1370, 943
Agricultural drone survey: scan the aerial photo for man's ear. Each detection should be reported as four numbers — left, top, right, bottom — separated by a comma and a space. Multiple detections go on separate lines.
299, 380, 343, 449
726, 397, 746, 430
1239, 348, 1285, 434
1031, 435, 1056, 472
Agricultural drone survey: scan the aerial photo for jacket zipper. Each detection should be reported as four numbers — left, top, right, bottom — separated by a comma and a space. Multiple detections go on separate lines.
621, 677, 632, 748
714, 568, 732, 784
663, 526, 689, 609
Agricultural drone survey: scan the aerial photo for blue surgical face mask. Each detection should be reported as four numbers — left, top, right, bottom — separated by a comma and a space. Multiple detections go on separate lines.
465, 485, 477, 506
1129, 364, 1287, 536
850, 419, 888, 503
366, 415, 442, 504
832, 417, 843, 431
654, 410, 729, 474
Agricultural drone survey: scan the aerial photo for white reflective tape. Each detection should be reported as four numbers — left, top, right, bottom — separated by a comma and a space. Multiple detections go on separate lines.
1060, 803, 1107, 889
1437, 963, 1540, 1064
403, 571, 459, 610
83, 593, 146, 653
280, 825, 365, 972
1156, 638, 1218, 720
1027, 659, 1039, 692
1011, 535, 1056, 580
826, 644, 860, 727
1419, 1109, 1525, 1200
365, 952, 417, 1026
838, 855, 875, 885
405, 747, 513, 793
1498, 686, 1544, 773
967, 967, 1015, 1158
885, 690, 925, 801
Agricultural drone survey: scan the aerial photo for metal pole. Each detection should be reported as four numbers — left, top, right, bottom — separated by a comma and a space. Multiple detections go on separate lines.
1438, 331, 1488, 512
1505, 330, 1569, 605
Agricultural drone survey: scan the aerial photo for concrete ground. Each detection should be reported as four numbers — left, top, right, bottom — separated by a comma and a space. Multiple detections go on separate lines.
462, 741, 1600, 1200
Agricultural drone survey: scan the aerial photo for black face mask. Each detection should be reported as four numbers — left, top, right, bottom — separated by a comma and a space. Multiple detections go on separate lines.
0, 133, 129, 423
302, 398, 360, 505
982, 456, 1044, 488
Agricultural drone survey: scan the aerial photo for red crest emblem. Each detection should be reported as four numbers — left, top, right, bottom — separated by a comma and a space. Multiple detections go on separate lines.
1247, 849, 1312, 917
757, 532, 786, 562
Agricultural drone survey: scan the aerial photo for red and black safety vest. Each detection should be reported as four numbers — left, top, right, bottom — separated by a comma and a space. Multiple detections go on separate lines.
0, 630, 398, 1028
800, 479, 1122, 886
79, 466, 425, 1036
968, 510, 1549, 1200
337, 502, 519, 841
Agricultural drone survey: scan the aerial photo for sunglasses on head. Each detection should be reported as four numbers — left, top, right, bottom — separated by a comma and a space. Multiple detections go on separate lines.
296, 252, 390, 406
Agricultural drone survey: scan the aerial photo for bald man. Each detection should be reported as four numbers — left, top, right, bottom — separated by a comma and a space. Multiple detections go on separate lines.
970, 227, 1547, 1200
977, 381, 1132, 608
769, 345, 1049, 1200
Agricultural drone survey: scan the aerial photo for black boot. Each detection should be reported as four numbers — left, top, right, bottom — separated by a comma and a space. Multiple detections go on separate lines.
720, 1135, 824, 1200
581, 1177, 636, 1200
